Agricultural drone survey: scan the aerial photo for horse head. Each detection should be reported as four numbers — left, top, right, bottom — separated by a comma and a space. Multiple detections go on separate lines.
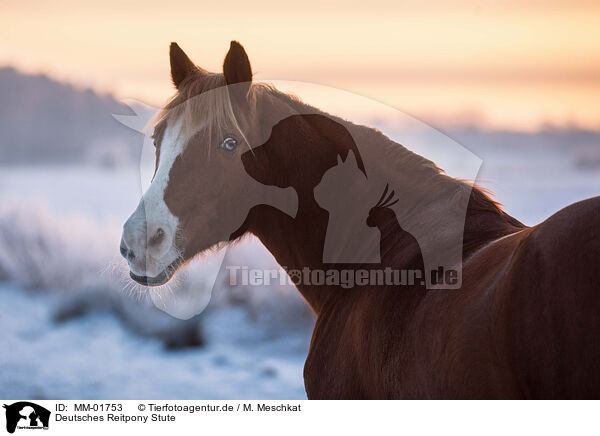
120, 41, 299, 286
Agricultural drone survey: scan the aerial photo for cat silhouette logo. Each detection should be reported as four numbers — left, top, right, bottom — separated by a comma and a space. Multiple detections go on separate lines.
3, 402, 50, 434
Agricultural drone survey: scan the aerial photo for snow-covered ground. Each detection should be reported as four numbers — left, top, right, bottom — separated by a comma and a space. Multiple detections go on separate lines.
0, 165, 313, 399
0, 282, 309, 399
0, 131, 598, 399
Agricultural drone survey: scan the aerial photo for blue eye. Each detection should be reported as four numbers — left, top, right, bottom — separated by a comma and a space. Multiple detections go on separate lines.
220, 136, 238, 152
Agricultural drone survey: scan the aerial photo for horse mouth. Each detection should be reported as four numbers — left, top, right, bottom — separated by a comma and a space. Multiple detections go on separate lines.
129, 259, 181, 287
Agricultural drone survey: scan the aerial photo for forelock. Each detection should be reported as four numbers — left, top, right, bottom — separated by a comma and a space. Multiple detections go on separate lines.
153, 73, 260, 150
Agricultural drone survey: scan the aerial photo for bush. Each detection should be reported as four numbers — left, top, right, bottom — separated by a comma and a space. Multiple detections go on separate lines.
0, 201, 313, 348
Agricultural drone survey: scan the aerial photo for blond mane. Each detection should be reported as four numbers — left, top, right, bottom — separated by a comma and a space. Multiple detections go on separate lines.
154, 72, 268, 149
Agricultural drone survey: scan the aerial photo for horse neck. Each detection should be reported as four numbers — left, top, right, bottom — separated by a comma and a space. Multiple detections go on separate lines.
248, 196, 334, 314
372, 210, 424, 269
247, 98, 523, 313
357, 125, 525, 261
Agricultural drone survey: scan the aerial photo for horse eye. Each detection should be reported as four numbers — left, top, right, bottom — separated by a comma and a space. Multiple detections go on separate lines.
220, 136, 238, 152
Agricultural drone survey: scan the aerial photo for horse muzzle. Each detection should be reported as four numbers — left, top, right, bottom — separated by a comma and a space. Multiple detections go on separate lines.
128, 258, 182, 287
120, 208, 181, 286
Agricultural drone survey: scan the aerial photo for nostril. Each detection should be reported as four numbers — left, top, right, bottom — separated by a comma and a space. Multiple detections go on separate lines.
120, 242, 128, 259
120, 241, 136, 261
149, 227, 166, 248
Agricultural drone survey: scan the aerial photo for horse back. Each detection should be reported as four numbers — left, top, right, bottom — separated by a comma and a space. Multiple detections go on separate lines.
407, 197, 600, 399
303, 197, 600, 399
503, 196, 600, 398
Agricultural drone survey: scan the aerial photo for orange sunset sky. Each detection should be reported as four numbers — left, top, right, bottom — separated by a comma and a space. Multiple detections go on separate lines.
1, 0, 600, 131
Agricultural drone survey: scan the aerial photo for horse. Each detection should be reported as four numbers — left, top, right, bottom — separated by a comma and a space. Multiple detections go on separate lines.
120, 41, 600, 399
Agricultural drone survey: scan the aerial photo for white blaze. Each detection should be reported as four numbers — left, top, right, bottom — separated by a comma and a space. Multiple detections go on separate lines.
125, 117, 184, 277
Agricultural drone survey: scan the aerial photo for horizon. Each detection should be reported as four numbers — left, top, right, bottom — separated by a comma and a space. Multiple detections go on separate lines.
3, 64, 600, 135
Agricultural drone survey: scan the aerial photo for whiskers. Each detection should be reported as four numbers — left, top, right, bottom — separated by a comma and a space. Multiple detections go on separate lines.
102, 250, 188, 308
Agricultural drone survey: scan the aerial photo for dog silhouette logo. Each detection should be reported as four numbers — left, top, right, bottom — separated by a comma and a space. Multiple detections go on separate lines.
3, 402, 50, 434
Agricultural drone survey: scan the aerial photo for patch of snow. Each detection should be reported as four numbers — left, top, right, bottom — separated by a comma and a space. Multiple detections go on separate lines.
0, 283, 310, 399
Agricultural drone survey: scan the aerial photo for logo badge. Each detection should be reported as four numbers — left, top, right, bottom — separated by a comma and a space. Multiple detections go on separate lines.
3, 402, 50, 434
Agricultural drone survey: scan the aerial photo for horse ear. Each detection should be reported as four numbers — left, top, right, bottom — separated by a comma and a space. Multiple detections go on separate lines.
223, 41, 252, 94
170, 42, 198, 89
